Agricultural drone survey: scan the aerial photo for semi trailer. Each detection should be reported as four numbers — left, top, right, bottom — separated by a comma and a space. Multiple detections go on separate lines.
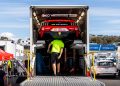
21, 5, 105, 86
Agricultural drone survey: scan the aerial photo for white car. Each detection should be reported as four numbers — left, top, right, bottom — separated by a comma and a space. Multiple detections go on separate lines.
91, 60, 117, 77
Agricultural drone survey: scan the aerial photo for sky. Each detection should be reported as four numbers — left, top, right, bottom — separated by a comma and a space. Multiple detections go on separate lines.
0, 0, 120, 40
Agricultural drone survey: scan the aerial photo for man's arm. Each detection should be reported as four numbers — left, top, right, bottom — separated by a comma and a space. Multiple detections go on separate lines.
58, 48, 63, 59
47, 43, 52, 53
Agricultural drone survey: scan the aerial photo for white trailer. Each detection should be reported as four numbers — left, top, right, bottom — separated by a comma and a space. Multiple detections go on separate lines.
0, 40, 24, 60
20, 5, 105, 86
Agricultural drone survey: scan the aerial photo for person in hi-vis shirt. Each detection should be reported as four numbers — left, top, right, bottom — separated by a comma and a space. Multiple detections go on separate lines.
47, 39, 64, 76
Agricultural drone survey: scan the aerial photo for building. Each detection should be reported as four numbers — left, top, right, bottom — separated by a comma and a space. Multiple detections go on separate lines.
0, 40, 24, 60
18, 38, 30, 61
19, 38, 30, 46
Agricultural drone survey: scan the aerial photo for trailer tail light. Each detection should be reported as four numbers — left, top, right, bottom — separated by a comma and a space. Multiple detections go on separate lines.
51, 28, 69, 32
69, 27, 78, 31
69, 28, 74, 30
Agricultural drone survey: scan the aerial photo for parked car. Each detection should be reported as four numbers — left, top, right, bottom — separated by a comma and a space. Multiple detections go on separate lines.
38, 19, 80, 39
91, 60, 117, 77
95, 56, 107, 61
106, 57, 117, 65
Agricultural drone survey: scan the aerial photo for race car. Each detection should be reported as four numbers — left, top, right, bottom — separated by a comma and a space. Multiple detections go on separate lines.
38, 19, 80, 39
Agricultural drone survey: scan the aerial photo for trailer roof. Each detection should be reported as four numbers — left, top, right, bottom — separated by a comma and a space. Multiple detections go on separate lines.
31, 5, 88, 28
31, 5, 88, 9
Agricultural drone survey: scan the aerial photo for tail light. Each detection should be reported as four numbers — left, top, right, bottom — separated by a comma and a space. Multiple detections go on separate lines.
41, 27, 50, 31
69, 28, 74, 30
41, 27, 44, 30
69, 27, 78, 30
75, 28, 78, 30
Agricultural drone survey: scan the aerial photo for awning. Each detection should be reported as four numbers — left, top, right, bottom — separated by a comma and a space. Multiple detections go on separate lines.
0, 49, 14, 61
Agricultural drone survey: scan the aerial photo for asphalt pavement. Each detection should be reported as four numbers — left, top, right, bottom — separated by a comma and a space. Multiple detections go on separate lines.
7, 76, 27, 86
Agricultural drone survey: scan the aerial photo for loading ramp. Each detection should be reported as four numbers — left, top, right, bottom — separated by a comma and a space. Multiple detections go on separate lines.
20, 76, 105, 86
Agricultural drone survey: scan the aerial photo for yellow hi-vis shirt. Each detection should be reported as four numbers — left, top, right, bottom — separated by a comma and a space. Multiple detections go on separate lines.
8, 60, 12, 68
51, 40, 64, 53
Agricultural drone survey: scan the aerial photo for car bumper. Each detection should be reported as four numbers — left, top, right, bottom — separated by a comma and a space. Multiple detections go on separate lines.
96, 72, 117, 76
97, 73, 116, 75
41, 31, 77, 39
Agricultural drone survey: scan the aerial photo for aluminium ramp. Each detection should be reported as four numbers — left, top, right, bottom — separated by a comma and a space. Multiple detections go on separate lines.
20, 76, 105, 86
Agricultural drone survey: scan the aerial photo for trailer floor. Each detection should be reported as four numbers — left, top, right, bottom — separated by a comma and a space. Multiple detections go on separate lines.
20, 76, 105, 86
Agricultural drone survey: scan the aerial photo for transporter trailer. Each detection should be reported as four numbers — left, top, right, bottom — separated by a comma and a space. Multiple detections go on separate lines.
21, 5, 105, 86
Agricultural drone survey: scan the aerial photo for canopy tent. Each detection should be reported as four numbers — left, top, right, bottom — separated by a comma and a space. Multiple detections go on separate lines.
0, 49, 14, 61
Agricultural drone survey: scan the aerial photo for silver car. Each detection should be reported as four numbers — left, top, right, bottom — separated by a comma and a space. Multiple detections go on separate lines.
91, 60, 117, 77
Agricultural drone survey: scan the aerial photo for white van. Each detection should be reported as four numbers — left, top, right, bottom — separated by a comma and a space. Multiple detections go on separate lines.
91, 60, 117, 77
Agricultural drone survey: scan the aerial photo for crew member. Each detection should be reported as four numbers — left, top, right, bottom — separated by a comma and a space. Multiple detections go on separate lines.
47, 39, 64, 76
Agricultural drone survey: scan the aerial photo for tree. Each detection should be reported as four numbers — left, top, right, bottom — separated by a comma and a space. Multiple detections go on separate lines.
90, 35, 120, 44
